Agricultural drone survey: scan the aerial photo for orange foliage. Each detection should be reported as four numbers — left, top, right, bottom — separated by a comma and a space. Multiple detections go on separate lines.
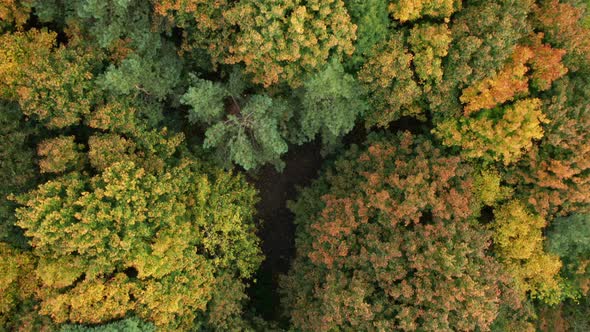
460, 46, 532, 115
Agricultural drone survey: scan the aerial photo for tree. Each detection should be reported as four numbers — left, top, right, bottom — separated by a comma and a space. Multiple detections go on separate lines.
408, 23, 452, 85
547, 214, 590, 298
389, 0, 461, 23
223, 0, 357, 87
0, 29, 99, 128
182, 72, 293, 170
37, 136, 84, 174
0, 0, 31, 31
297, 59, 368, 146
491, 200, 563, 304
13, 159, 262, 330
505, 77, 590, 217
60, 317, 155, 332
0, 102, 37, 245
358, 32, 422, 127
281, 132, 515, 331
434, 98, 548, 165
429, 0, 533, 118
0, 243, 54, 331
343, 0, 390, 68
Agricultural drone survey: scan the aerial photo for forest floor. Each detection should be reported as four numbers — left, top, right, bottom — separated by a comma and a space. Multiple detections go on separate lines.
246, 140, 324, 324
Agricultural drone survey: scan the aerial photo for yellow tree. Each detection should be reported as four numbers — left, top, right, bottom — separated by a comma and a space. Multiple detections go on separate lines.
491, 200, 563, 304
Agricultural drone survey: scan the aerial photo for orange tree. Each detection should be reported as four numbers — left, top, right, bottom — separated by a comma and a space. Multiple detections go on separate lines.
280, 132, 518, 331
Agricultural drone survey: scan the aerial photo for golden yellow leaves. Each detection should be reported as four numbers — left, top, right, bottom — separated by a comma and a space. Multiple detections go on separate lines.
389, 0, 461, 23
37, 136, 84, 173
0, 29, 97, 128
435, 98, 547, 165
461, 36, 567, 115
224, 0, 356, 87
492, 200, 563, 303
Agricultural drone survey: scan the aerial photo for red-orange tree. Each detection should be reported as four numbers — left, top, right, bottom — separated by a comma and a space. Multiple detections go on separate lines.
281, 132, 515, 331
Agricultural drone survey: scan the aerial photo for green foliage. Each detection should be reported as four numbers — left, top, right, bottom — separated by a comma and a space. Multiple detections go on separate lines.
182, 76, 227, 124
547, 214, 590, 297
203, 95, 291, 171
281, 132, 514, 331
182, 71, 293, 171
13, 159, 262, 330
0, 103, 36, 245
298, 60, 367, 146
97, 37, 182, 101
59, 317, 156, 332
343, 0, 390, 68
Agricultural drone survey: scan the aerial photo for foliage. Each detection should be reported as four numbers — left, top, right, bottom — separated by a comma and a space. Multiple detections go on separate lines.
59, 317, 156, 332
297, 59, 367, 146
343, 0, 390, 68
389, 0, 461, 23
0, 0, 31, 30
182, 71, 293, 171
281, 132, 514, 331
430, 0, 533, 118
0, 103, 36, 245
434, 99, 548, 165
0, 29, 98, 128
547, 214, 590, 297
474, 169, 513, 207
408, 23, 452, 85
223, 0, 357, 87
358, 32, 421, 127
0, 242, 54, 331
37, 136, 84, 174
491, 200, 563, 304
505, 76, 590, 217
13, 160, 262, 330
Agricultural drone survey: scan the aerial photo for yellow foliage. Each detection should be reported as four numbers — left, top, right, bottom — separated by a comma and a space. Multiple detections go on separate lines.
474, 169, 513, 206
492, 200, 563, 303
389, 0, 461, 23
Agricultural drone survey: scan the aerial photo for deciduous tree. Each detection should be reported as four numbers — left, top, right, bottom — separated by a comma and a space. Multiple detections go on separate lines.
281, 132, 514, 331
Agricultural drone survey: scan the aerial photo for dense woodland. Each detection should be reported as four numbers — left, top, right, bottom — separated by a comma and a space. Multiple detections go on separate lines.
0, 0, 589, 331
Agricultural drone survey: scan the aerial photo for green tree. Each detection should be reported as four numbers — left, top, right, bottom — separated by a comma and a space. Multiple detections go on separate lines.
297, 59, 367, 147
0, 103, 37, 245
281, 132, 515, 331
547, 214, 590, 298
343, 0, 390, 68
182, 72, 293, 170
60, 317, 155, 332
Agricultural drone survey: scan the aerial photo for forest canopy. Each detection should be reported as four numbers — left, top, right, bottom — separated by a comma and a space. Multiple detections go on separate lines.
0, 0, 589, 331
